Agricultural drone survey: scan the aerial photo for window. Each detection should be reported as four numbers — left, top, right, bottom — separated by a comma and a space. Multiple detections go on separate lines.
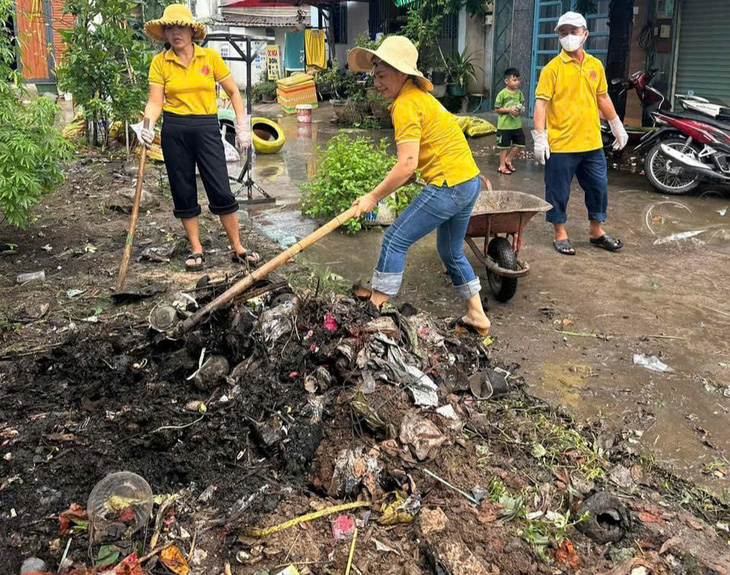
332, 3, 347, 44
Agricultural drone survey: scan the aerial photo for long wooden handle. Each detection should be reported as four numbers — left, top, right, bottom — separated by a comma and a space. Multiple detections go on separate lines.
176, 205, 359, 335
116, 119, 150, 292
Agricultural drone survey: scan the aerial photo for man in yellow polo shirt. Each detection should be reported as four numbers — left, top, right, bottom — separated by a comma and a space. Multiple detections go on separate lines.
532, 11, 628, 255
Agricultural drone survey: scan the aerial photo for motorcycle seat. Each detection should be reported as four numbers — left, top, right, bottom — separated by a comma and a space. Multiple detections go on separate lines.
668, 110, 730, 132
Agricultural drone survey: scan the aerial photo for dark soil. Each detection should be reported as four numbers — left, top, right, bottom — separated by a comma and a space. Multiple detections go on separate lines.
1, 155, 729, 575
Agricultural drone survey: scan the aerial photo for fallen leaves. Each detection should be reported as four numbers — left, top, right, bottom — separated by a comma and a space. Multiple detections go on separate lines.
555, 539, 580, 570
160, 546, 190, 575
59, 503, 88, 535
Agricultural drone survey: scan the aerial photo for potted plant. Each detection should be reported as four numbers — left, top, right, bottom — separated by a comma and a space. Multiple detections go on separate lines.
447, 50, 481, 97
367, 89, 392, 129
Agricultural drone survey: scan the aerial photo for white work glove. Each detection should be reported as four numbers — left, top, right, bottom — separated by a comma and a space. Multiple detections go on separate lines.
531, 130, 550, 165
608, 116, 629, 151
140, 119, 155, 144
235, 118, 251, 152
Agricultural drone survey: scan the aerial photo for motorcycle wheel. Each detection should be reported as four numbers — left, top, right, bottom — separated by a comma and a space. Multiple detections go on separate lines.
644, 137, 701, 195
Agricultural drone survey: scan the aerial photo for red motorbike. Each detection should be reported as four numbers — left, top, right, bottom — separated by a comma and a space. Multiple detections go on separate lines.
634, 93, 730, 194
601, 70, 669, 151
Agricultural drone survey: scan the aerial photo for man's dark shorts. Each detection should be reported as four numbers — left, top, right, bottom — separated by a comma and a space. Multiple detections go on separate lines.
496, 128, 526, 150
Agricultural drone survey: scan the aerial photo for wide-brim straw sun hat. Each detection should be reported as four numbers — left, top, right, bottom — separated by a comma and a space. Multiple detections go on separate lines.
144, 4, 206, 43
348, 36, 434, 92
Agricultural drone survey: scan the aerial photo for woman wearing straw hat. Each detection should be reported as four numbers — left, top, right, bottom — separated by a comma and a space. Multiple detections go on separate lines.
348, 36, 490, 335
140, 4, 259, 272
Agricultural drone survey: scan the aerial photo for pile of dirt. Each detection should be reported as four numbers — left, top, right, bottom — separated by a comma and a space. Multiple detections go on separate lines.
1, 290, 729, 574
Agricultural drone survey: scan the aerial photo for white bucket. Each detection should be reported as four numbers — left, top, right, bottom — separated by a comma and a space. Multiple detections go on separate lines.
296, 104, 313, 124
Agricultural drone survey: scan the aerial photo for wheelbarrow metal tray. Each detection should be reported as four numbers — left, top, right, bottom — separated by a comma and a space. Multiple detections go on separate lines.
466, 190, 552, 237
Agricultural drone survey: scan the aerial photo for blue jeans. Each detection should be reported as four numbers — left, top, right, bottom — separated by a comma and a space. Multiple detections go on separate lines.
544, 149, 608, 224
372, 175, 482, 300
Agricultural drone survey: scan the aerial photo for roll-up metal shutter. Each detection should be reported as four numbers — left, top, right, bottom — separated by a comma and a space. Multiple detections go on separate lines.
674, 0, 730, 102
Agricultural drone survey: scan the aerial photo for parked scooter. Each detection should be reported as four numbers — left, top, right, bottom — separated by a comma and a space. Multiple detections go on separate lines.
635, 94, 730, 194
601, 70, 669, 151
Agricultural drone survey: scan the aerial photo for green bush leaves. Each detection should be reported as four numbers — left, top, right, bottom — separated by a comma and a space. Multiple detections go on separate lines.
299, 133, 420, 233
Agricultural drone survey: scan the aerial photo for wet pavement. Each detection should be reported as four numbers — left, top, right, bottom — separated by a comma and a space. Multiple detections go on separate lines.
239, 104, 730, 494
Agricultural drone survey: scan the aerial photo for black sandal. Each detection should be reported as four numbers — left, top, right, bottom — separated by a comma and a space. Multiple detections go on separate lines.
449, 317, 490, 337
590, 234, 623, 252
232, 250, 261, 265
553, 239, 576, 256
185, 252, 205, 272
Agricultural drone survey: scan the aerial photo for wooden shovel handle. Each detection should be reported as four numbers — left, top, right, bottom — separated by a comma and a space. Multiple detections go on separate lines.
176, 205, 360, 335
115, 118, 150, 292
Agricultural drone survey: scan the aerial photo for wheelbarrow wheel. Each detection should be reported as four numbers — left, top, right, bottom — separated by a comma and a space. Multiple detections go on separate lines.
487, 237, 518, 302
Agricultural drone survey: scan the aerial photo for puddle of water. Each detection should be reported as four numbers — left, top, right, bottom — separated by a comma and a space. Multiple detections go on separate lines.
541, 364, 593, 408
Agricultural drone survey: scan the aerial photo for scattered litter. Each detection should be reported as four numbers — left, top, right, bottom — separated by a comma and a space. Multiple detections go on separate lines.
275, 567, 300, 575
576, 491, 630, 544
259, 301, 297, 345
644, 201, 691, 236
87, 471, 153, 542
373, 538, 401, 555
66, 288, 85, 299
363, 316, 400, 339
633, 354, 674, 373
160, 545, 190, 575
246, 501, 370, 537
149, 305, 179, 332
184, 400, 207, 413
379, 490, 421, 525
399, 412, 447, 460
323, 312, 338, 332
332, 514, 356, 541
193, 355, 230, 391
328, 447, 382, 498
424, 468, 479, 505
16, 271, 45, 284
350, 392, 387, 434
468, 368, 509, 399
653, 230, 706, 245
59, 503, 88, 535
371, 336, 438, 407
718, 206, 728, 217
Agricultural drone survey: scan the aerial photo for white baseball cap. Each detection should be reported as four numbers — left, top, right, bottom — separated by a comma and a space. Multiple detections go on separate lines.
555, 11, 587, 31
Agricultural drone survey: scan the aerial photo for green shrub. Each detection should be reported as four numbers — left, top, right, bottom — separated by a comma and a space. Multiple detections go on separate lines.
299, 133, 420, 233
57, 0, 151, 146
0, 0, 73, 227
252, 78, 277, 103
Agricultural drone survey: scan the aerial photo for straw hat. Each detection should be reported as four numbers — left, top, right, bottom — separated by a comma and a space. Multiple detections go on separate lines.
348, 36, 433, 92
144, 4, 206, 43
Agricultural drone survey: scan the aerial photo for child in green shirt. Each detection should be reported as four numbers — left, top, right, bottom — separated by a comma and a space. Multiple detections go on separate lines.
494, 67, 526, 175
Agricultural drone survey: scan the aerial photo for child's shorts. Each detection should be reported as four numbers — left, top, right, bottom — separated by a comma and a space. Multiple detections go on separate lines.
496, 128, 526, 150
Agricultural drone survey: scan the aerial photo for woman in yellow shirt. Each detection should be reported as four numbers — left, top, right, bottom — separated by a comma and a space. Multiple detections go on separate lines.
348, 37, 490, 335
141, 4, 258, 271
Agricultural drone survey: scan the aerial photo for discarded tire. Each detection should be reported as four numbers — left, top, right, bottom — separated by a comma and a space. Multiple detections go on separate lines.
575, 491, 631, 544
251, 117, 286, 154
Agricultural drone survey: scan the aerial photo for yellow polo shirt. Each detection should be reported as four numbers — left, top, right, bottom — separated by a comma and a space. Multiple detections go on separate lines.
148, 44, 231, 115
535, 50, 608, 153
392, 81, 479, 187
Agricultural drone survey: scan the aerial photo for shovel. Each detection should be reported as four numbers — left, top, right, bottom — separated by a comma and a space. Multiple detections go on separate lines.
173, 205, 359, 336
114, 118, 150, 297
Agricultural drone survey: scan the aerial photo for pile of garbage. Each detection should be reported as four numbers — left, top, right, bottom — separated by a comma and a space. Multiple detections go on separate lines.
2, 288, 729, 574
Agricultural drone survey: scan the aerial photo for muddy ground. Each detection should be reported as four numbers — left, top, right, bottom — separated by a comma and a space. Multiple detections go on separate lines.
1, 125, 730, 574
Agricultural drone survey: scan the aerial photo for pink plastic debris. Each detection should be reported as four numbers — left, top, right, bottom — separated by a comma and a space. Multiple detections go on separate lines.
332, 514, 356, 541
323, 313, 338, 332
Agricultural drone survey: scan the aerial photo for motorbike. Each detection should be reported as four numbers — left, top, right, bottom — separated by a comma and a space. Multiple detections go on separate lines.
634, 94, 730, 194
601, 70, 670, 152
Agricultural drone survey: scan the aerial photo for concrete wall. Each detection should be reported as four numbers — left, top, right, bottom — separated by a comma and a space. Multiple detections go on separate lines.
511, 0, 535, 107
464, 11, 486, 93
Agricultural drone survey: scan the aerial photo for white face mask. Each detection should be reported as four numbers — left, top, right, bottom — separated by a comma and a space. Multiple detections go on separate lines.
560, 32, 586, 53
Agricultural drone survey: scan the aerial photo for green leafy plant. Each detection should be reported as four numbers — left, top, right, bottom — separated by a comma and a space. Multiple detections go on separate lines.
0, 0, 73, 227
448, 49, 482, 89
252, 77, 277, 103
299, 133, 420, 232
57, 0, 151, 146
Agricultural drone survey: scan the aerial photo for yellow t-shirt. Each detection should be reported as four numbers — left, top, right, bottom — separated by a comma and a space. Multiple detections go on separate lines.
392, 81, 480, 187
148, 44, 231, 115
535, 50, 608, 153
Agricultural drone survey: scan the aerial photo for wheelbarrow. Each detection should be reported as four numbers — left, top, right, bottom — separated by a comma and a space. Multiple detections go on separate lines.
465, 183, 552, 302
